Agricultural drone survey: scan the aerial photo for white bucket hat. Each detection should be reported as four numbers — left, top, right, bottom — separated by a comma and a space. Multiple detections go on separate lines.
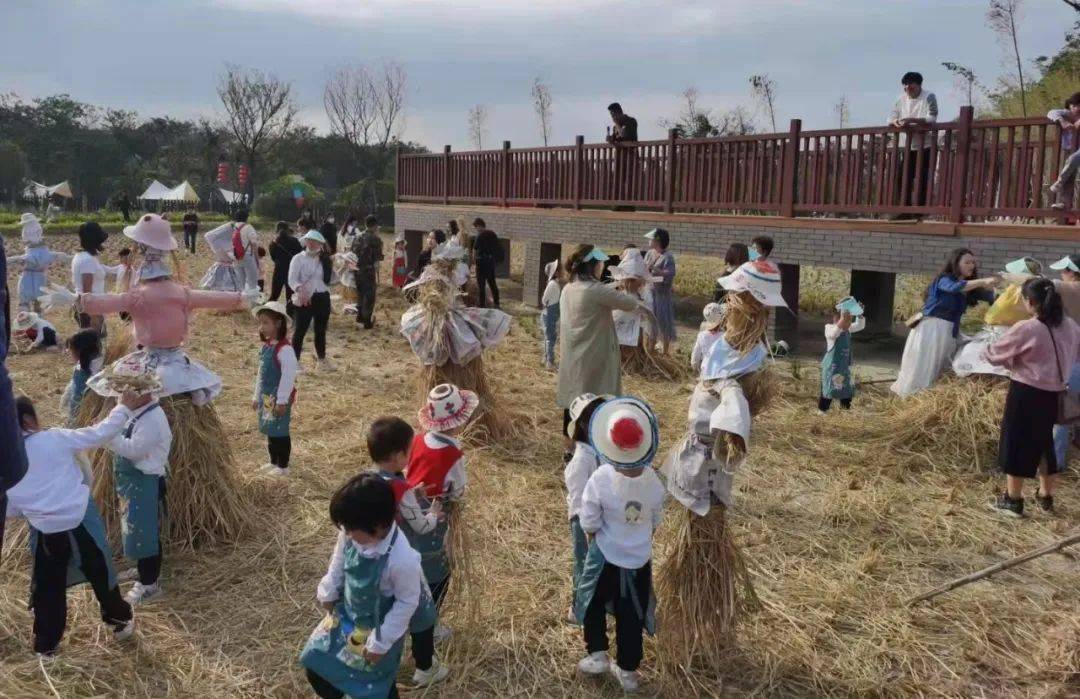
418, 383, 480, 432
717, 260, 788, 308
544, 260, 559, 281
12, 311, 39, 332
252, 301, 289, 321
88, 353, 164, 397
588, 396, 659, 469
124, 213, 177, 251
702, 302, 725, 326
609, 251, 661, 283
566, 392, 601, 438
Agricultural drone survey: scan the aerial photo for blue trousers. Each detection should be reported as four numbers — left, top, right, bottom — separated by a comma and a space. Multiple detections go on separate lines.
542, 303, 560, 365
1053, 360, 1080, 471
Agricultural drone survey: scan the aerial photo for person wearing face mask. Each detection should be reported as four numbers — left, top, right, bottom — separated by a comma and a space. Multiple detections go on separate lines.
321, 215, 339, 255
289, 230, 336, 371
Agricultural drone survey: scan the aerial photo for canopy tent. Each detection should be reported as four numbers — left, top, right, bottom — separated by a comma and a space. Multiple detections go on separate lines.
138, 180, 172, 201
216, 187, 245, 204
22, 180, 73, 199
162, 180, 200, 203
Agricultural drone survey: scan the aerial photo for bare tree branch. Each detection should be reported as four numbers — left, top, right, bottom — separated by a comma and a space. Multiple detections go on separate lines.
749, 74, 778, 132
1061, 0, 1080, 12
467, 105, 488, 150
941, 62, 984, 109
531, 77, 553, 146
987, 0, 1027, 116
375, 61, 407, 149
324, 65, 377, 150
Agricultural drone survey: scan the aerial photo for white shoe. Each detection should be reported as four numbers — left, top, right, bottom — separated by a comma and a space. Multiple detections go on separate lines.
125, 582, 162, 605
262, 466, 289, 477
566, 606, 578, 624
113, 618, 136, 641
317, 358, 337, 372
117, 567, 139, 582
577, 651, 609, 675
258, 462, 278, 472
816, 410, 827, 416
433, 623, 452, 642
412, 660, 450, 686
609, 664, 640, 692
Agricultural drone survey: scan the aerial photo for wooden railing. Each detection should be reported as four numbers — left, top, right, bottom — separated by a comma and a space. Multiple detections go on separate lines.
397, 107, 1076, 224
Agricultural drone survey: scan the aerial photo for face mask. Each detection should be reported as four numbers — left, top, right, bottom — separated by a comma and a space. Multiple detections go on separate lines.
748, 249, 760, 261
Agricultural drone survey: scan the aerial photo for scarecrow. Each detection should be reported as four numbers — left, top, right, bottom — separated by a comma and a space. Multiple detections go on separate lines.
400, 240, 515, 441
610, 249, 686, 380
7, 212, 70, 312
658, 259, 787, 671
38, 213, 260, 549
200, 222, 246, 293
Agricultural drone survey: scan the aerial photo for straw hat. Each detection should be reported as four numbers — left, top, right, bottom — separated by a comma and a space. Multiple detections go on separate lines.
124, 213, 177, 251
418, 383, 479, 432
588, 396, 659, 469
252, 301, 289, 320
12, 311, 39, 332
338, 251, 359, 270
609, 251, 661, 283
301, 230, 327, 245
717, 260, 788, 308
90, 353, 163, 397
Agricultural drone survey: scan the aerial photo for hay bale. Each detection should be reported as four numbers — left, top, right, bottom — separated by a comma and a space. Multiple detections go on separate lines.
620, 343, 690, 381
418, 356, 528, 444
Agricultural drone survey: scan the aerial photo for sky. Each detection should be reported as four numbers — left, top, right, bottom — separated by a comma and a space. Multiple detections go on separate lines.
1, 0, 1075, 151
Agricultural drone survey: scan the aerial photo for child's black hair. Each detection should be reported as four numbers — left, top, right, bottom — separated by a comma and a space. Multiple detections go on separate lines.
751, 236, 774, 257
257, 310, 289, 342
67, 329, 102, 373
329, 473, 396, 535
572, 396, 607, 444
1022, 277, 1064, 327
367, 416, 415, 464
16, 396, 36, 429
365, 214, 379, 227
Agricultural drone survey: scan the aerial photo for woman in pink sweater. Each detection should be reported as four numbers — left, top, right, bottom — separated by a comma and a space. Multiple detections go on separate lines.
985, 278, 1080, 517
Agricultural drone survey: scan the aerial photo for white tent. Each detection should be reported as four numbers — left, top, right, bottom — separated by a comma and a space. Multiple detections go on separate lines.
217, 187, 244, 204
138, 180, 171, 201
161, 181, 200, 203
22, 180, 73, 199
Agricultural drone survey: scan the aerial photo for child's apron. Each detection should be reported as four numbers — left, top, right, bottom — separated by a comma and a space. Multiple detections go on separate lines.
820, 330, 854, 400
28, 500, 118, 594
405, 492, 450, 587
572, 540, 656, 635
257, 343, 292, 437
300, 530, 406, 698
569, 515, 588, 595
113, 407, 165, 561
375, 470, 442, 630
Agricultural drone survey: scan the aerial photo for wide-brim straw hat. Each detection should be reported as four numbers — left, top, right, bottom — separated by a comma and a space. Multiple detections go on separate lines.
418, 383, 479, 432
252, 301, 289, 321
588, 396, 659, 469
124, 213, 177, 251
718, 260, 788, 308
609, 251, 662, 283
12, 311, 39, 332
89, 353, 164, 397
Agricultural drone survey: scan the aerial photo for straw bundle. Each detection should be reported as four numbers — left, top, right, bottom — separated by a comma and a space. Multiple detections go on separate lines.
444, 498, 479, 624
417, 357, 524, 443
620, 341, 689, 381
724, 291, 769, 355
658, 506, 759, 675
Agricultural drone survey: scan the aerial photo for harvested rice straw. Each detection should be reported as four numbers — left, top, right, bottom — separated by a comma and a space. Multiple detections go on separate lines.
444, 496, 479, 625
417, 357, 527, 444
620, 341, 690, 381
724, 291, 769, 355
737, 367, 778, 417
104, 327, 134, 363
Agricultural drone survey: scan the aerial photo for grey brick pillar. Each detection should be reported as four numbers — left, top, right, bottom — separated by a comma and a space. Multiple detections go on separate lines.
768, 262, 800, 348
403, 230, 425, 274
496, 239, 511, 278
523, 241, 563, 307
849, 270, 896, 336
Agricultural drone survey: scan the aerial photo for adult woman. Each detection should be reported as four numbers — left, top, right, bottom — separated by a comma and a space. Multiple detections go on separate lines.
414, 229, 446, 279
338, 213, 360, 251
644, 228, 677, 355
268, 221, 301, 305
986, 278, 1080, 516
71, 222, 110, 334
890, 248, 998, 397
319, 214, 338, 255
713, 243, 751, 303
288, 230, 335, 372
557, 244, 653, 452
1050, 254, 1080, 473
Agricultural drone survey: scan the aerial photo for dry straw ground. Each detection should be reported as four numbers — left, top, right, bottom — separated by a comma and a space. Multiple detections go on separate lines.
2, 233, 1078, 698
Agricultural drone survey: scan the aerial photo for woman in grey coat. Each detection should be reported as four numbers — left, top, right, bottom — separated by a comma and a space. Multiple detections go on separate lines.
644, 227, 677, 355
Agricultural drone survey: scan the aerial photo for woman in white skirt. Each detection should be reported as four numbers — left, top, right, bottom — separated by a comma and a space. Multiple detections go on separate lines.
891, 248, 998, 397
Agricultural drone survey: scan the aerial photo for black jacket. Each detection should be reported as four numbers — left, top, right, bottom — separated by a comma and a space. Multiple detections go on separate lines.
269, 235, 302, 280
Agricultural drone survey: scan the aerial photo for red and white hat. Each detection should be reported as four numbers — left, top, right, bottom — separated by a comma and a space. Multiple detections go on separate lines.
124, 213, 177, 251
418, 383, 480, 432
717, 259, 787, 308
588, 396, 659, 469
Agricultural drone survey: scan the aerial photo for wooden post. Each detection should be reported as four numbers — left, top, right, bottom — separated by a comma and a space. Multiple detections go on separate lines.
394, 145, 402, 203
949, 106, 974, 224
442, 145, 451, 205
665, 128, 678, 214
574, 135, 584, 210
780, 119, 801, 218
502, 140, 511, 208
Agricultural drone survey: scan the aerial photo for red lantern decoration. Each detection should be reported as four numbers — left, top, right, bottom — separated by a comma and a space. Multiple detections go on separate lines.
216, 162, 229, 184
237, 164, 249, 187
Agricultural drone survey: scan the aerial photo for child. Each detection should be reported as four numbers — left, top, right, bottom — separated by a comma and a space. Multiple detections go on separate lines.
392, 233, 409, 290
60, 329, 103, 424
109, 248, 133, 292
300, 473, 423, 699
9, 212, 70, 312
368, 417, 451, 687
691, 302, 725, 377
819, 297, 865, 414
574, 396, 665, 692
749, 235, 774, 261
251, 302, 298, 477
99, 354, 173, 604
563, 392, 607, 623
7, 393, 140, 656
12, 311, 59, 352
541, 259, 562, 370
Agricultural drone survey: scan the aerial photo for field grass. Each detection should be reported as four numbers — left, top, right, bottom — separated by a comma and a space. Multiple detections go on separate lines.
1, 233, 1077, 698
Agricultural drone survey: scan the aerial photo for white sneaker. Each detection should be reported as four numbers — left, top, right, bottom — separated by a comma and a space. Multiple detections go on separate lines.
113, 618, 136, 641
433, 624, 452, 642
125, 582, 162, 605
609, 664, 640, 692
317, 358, 337, 373
258, 462, 278, 472
262, 466, 289, 477
412, 660, 450, 687
816, 410, 827, 417
577, 651, 609, 675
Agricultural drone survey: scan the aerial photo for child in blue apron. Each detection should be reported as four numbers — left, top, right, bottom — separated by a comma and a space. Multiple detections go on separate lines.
563, 393, 607, 624
8, 395, 139, 656
367, 416, 450, 688
574, 396, 666, 693
818, 297, 866, 414
302, 473, 424, 699
251, 302, 298, 477
60, 329, 103, 425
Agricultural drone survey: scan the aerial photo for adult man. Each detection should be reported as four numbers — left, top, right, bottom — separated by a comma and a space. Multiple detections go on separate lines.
115, 192, 131, 223
606, 103, 638, 143
231, 209, 261, 290
888, 72, 938, 218
182, 210, 199, 255
472, 218, 503, 309
351, 214, 384, 329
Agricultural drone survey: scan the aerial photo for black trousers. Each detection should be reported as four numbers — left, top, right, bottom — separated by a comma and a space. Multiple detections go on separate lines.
475, 261, 499, 308
135, 476, 166, 585
818, 396, 852, 412
582, 561, 651, 672
898, 148, 932, 210
408, 573, 451, 670
32, 524, 133, 654
269, 269, 292, 304
183, 230, 197, 254
268, 435, 292, 468
305, 669, 398, 699
355, 270, 377, 327
292, 292, 331, 360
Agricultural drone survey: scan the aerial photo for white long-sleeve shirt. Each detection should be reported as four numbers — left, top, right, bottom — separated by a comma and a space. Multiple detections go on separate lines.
6, 406, 131, 533
824, 316, 866, 351
542, 279, 562, 307
579, 463, 665, 569
21, 316, 57, 348
288, 251, 329, 302
691, 328, 723, 376
889, 90, 938, 149
251, 343, 299, 404
108, 402, 172, 476
315, 525, 422, 655
423, 432, 467, 499
398, 485, 440, 535
564, 441, 600, 520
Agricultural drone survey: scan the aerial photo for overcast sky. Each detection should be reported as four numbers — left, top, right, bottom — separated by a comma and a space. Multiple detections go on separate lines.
1, 1, 1074, 150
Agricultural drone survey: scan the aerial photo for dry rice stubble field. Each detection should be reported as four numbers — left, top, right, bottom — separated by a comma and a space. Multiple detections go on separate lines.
0, 232, 1078, 698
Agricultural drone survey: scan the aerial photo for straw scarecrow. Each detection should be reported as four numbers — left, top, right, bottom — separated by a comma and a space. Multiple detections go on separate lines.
400, 241, 515, 441
610, 249, 687, 381
7, 212, 70, 312
39, 213, 261, 550
658, 259, 787, 673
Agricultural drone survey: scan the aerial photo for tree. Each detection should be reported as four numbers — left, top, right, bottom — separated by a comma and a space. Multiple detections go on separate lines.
987, 0, 1028, 116
941, 62, 983, 108
749, 74, 778, 132
661, 87, 756, 138
834, 96, 851, 128
0, 141, 28, 205
531, 77, 553, 146
323, 61, 407, 152
1061, 0, 1080, 11
467, 105, 488, 150
252, 174, 325, 220
217, 65, 298, 202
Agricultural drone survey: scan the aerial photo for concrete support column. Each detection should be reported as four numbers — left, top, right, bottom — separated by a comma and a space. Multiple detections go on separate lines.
496, 239, 511, 279
850, 269, 896, 336
523, 241, 562, 307
768, 262, 800, 348
403, 230, 425, 275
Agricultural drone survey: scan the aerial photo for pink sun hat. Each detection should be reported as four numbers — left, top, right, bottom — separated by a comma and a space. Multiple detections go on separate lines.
418, 383, 480, 432
124, 213, 177, 251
